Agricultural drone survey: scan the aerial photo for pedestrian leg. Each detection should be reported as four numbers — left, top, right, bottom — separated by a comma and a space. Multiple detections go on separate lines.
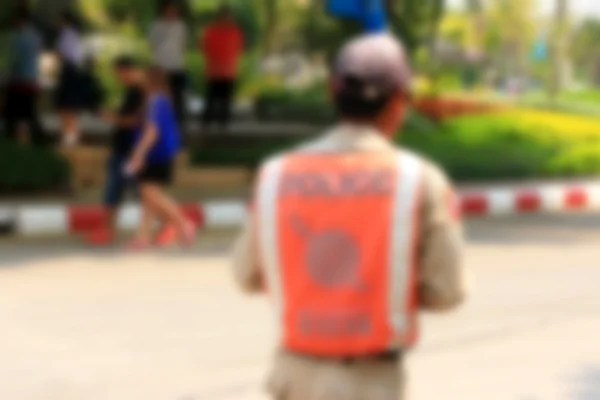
201, 79, 219, 133
24, 90, 46, 147
169, 71, 187, 126
3, 86, 21, 142
218, 79, 236, 133
139, 183, 195, 246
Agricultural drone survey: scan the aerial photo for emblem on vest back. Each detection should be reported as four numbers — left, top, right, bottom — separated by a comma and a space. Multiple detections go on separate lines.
290, 215, 365, 290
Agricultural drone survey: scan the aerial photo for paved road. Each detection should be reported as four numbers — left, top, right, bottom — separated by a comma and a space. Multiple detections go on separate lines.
1, 215, 599, 400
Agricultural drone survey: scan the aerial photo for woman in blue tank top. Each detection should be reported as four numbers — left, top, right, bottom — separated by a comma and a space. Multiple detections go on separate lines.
126, 66, 195, 248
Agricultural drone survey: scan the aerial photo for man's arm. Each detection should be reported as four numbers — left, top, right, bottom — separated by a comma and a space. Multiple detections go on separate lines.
126, 98, 161, 174
131, 122, 157, 158
103, 111, 142, 129
231, 209, 263, 293
418, 164, 469, 312
114, 114, 141, 128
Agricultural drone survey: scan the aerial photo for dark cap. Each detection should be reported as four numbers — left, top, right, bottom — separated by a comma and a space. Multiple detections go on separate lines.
332, 33, 412, 101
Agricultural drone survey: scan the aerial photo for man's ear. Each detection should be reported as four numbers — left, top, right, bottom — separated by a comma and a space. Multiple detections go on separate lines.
388, 92, 410, 117
377, 92, 410, 138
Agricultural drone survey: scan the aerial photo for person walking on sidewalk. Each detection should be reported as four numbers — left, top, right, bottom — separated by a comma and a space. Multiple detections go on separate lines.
86, 57, 145, 246
200, 4, 244, 134
149, 1, 188, 126
232, 33, 468, 400
126, 66, 195, 249
54, 9, 86, 147
3, 6, 46, 146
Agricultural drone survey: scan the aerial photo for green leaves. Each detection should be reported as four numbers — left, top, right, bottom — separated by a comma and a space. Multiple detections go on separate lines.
0, 139, 70, 193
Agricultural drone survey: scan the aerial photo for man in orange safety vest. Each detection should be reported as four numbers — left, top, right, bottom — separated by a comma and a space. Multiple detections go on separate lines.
232, 33, 468, 400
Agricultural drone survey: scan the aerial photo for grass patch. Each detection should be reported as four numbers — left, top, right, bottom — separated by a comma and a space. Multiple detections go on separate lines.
0, 139, 71, 193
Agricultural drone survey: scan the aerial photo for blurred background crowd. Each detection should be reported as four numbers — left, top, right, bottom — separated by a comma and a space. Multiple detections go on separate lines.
1, 0, 600, 197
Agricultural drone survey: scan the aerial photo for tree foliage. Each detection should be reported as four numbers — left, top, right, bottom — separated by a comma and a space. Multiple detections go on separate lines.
73, 0, 445, 57
572, 18, 600, 84
387, 0, 445, 53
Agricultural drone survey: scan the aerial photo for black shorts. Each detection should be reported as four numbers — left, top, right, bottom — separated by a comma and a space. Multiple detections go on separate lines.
55, 63, 85, 111
139, 161, 174, 185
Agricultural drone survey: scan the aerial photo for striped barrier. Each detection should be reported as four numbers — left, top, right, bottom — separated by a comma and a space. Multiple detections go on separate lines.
1, 183, 599, 237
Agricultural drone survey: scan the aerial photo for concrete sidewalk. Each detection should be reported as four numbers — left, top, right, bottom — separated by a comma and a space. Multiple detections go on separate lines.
1, 215, 599, 399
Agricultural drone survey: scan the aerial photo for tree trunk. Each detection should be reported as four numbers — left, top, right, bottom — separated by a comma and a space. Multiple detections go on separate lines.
549, 0, 570, 98
467, 0, 485, 44
262, 0, 278, 55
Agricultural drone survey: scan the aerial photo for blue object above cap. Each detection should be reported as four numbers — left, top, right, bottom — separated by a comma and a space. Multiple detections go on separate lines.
327, 0, 388, 33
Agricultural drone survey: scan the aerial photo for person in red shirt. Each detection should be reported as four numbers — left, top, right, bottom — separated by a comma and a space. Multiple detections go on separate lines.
199, 5, 244, 133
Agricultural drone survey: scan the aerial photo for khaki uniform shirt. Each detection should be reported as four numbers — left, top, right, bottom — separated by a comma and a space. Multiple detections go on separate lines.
232, 124, 467, 312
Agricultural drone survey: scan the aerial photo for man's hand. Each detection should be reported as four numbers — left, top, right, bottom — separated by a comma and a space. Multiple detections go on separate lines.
100, 109, 116, 124
125, 153, 145, 176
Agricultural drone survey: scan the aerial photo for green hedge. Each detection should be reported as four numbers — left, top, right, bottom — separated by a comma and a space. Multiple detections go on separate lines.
0, 139, 71, 193
410, 110, 600, 181
193, 109, 600, 182
192, 110, 434, 168
400, 120, 553, 181
255, 86, 333, 123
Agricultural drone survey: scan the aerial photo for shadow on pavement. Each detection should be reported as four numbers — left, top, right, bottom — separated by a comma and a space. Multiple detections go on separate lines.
466, 213, 600, 245
568, 366, 600, 400
0, 230, 236, 271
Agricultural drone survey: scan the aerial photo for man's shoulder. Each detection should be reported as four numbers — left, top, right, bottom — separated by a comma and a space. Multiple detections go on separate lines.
397, 148, 453, 188
256, 131, 331, 168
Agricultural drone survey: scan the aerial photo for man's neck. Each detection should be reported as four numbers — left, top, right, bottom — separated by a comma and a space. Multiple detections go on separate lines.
339, 120, 392, 139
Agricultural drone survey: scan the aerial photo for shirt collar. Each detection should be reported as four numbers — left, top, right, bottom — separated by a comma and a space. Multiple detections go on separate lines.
319, 123, 395, 151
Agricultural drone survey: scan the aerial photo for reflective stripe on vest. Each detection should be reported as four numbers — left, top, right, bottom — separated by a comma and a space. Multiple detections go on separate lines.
257, 152, 423, 357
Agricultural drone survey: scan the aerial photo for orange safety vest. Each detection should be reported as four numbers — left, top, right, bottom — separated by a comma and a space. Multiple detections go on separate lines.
256, 151, 423, 357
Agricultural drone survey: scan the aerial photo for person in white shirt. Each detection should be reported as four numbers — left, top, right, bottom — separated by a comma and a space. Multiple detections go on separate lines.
54, 10, 85, 147
148, 1, 188, 125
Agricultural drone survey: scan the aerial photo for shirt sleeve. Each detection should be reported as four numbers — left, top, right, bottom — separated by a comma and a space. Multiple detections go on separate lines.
146, 96, 163, 129
177, 21, 188, 48
148, 23, 160, 52
58, 29, 82, 63
231, 208, 263, 293
417, 163, 469, 312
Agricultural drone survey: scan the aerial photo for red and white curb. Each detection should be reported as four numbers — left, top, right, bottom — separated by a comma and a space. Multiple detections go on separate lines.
460, 183, 600, 215
1, 183, 600, 237
0, 201, 247, 237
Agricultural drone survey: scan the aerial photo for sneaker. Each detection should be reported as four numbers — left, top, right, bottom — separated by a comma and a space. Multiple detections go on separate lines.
155, 224, 178, 248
